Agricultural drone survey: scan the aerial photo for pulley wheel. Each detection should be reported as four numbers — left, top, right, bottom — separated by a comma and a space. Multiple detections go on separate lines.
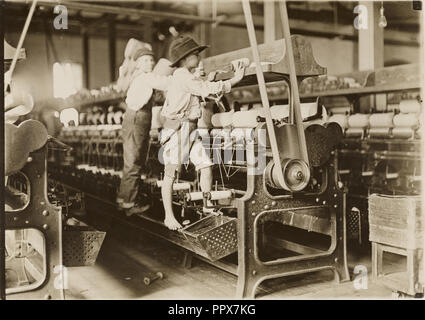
265, 158, 310, 192
282, 158, 310, 192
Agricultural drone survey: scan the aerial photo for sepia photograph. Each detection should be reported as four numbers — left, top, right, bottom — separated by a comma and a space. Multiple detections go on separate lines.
1, 0, 424, 305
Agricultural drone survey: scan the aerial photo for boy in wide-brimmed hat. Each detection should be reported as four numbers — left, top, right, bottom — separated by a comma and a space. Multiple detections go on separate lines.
160, 36, 246, 230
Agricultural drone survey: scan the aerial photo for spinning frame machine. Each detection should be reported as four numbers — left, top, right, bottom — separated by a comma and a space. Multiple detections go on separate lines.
206, 1, 349, 297
49, 0, 350, 299
326, 67, 422, 245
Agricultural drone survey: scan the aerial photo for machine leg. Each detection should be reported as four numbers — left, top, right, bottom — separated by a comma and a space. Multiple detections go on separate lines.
334, 221, 350, 283
236, 273, 259, 299
406, 248, 419, 295
372, 242, 383, 281
333, 262, 350, 283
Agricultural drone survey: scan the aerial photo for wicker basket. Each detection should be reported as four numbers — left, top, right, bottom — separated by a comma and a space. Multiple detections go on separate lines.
181, 215, 238, 261
63, 225, 106, 267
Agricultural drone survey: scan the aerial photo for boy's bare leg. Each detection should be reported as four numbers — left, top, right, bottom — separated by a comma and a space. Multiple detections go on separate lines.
200, 167, 214, 210
161, 175, 182, 230
200, 167, 212, 193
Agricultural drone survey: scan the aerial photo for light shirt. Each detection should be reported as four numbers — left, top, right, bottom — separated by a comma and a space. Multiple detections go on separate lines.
161, 67, 232, 120
125, 72, 171, 111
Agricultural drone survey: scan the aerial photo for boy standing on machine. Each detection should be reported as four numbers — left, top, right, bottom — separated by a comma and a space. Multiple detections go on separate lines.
160, 36, 245, 230
118, 43, 171, 216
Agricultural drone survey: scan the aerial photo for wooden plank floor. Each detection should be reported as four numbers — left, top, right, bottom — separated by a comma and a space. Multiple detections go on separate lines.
64, 232, 405, 300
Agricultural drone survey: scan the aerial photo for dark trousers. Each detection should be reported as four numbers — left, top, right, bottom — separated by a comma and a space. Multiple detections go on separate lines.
118, 108, 151, 207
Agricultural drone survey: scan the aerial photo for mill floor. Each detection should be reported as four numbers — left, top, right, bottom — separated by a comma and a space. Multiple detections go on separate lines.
63, 230, 411, 300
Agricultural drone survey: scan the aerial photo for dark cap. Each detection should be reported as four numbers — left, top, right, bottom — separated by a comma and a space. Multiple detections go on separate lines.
134, 47, 154, 60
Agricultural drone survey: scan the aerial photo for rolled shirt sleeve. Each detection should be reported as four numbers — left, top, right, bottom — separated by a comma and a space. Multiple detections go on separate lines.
147, 73, 172, 91
125, 73, 171, 111
183, 77, 232, 98
162, 68, 232, 120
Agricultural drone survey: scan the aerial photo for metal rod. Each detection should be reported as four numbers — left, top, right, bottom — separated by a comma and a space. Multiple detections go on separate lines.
37, 1, 216, 24
82, 29, 90, 88
7, 0, 38, 88
278, 0, 309, 165
242, 0, 285, 188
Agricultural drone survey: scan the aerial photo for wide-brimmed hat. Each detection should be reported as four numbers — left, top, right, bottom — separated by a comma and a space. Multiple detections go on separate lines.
169, 36, 208, 67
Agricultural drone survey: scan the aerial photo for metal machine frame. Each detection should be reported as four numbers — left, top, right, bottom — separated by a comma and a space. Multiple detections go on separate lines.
5, 145, 64, 300
235, 149, 349, 298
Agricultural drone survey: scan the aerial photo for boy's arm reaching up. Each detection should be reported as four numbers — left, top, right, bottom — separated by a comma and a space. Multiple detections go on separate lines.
126, 74, 171, 110
183, 61, 246, 98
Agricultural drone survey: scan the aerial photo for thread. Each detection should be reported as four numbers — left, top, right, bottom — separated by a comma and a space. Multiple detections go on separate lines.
399, 99, 421, 114
232, 109, 264, 128
369, 128, 391, 138
369, 113, 394, 128
270, 102, 320, 120
328, 114, 348, 129
209, 190, 232, 200
393, 113, 419, 128
348, 114, 370, 128
345, 128, 365, 138
211, 111, 234, 128
186, 192, 203, 201
392, 127, 415, 139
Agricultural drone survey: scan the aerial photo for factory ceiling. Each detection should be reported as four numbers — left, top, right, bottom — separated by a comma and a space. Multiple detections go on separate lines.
3, 1, 420, 42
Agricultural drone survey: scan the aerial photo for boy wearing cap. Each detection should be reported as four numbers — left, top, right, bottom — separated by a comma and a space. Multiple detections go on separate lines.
160, 36, 245, 230
118, 45, 171, 216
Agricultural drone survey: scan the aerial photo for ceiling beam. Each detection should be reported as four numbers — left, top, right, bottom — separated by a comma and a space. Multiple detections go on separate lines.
4, 16, 147, 40
36, 1, 215, 24
219, 14, 419, 47
4, 2, 419, 47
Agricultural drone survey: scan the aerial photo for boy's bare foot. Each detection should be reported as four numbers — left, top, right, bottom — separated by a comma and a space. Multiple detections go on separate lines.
164, 215, 182, 230
203, 207, 216, 214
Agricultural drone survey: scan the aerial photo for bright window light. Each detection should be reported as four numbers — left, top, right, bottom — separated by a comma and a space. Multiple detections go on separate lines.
53, 62, 83, 99
60, 108, 79, 127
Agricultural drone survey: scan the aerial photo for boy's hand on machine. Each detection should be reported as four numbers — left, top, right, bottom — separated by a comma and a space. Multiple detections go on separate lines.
230, 61, 246, 85
194, 61, 205, 78
207, 71, 217, 81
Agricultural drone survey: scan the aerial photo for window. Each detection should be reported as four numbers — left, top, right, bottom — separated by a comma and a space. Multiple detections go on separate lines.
53, 62, 83, 99
59, 108, 79, 127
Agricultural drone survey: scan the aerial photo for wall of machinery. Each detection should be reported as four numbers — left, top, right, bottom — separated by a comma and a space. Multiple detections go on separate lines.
217, 63, 422, 247
50, 63, 422, 243
331, 95, 422, 245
